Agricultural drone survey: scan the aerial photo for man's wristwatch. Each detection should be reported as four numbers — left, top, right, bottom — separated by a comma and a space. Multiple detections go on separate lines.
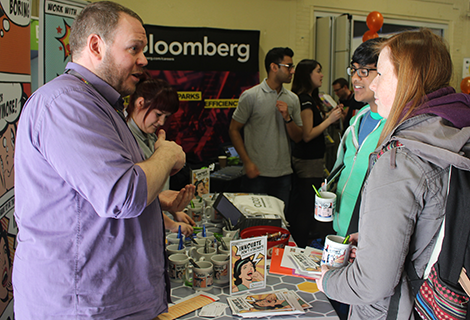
284, 116, 293, 124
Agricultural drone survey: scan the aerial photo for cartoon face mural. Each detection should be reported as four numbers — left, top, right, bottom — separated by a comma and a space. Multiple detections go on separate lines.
0, 218, 13, 316
0, 123, 15, 195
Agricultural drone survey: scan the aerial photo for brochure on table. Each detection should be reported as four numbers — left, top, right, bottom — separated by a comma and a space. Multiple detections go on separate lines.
270, 247, 319, 280
226, 289, 309, 318
230, 236, 267, 295
280, 246, 322, 278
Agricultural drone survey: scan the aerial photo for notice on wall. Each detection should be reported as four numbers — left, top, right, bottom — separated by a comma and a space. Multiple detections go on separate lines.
39, 0, 87, 86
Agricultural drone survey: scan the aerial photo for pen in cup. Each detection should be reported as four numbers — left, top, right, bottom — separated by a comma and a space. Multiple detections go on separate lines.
312, 184, 322, 198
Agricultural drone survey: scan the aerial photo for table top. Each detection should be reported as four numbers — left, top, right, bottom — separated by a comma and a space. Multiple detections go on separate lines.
169, 269, 339, 319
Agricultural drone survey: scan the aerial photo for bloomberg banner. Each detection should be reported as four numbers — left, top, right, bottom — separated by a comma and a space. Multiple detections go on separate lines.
144, 25, 259, 72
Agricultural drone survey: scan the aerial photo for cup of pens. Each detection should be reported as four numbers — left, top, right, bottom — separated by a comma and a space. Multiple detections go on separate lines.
211, 254, 230, 284
168, 253, 190, 283
189, 200, 204, 222
313, 185, 336, 222
321, 235, 351, 268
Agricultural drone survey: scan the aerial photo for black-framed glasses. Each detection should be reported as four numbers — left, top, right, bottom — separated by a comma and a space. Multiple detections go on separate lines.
278, 63, 295, 71
347, 66, 377, 78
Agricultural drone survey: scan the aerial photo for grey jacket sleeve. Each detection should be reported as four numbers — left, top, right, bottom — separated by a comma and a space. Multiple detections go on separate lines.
323, 149, 431, 304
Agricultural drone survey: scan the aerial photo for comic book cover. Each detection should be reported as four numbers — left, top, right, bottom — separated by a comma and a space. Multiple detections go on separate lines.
226, 290, 305, 318
229, 236, 267, 295
191, 167, 210, 198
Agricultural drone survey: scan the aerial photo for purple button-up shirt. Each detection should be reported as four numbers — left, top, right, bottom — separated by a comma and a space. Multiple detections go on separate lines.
13, 62, 168, 319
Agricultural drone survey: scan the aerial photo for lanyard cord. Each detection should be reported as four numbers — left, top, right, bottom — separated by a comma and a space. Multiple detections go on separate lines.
64, 69, 127, 123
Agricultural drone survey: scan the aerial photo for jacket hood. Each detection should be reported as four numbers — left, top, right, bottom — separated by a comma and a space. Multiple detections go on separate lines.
388, 87, 470, 171
411, 87, 470, 129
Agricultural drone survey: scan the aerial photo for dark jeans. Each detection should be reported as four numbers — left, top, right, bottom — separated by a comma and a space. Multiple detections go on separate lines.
241, 174, 291, 212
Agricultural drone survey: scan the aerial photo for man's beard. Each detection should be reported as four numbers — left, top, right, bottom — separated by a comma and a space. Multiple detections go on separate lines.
97, 52, 134, 97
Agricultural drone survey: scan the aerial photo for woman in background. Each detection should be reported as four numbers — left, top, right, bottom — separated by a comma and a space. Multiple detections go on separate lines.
317, 29, 470, 319
127, 77, 195, 236
287, 59, 342, 247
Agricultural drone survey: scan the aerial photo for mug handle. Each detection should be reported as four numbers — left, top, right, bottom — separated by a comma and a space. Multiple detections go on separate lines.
184, 265, 193, 287
189, 247, 197, 259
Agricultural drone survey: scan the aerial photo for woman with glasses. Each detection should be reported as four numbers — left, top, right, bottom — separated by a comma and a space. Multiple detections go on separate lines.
286, 59, 343, 247
127, 76, 196, 237
316, 29, 470, 319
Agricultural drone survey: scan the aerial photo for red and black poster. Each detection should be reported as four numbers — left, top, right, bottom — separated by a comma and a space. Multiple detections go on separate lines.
143, 25, 260, 164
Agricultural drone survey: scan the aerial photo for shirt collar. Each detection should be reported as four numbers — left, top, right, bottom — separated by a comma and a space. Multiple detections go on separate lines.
65, 62, 123, 111
260, 78, 287, 95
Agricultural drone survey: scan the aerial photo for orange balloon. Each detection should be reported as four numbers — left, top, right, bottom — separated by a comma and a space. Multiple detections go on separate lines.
362, 30, 379, 42
461, 77, 470, 94
366, 11, 384, 32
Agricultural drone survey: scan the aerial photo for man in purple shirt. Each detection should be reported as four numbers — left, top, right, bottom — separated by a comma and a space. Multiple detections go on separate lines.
13, 2, 189, 319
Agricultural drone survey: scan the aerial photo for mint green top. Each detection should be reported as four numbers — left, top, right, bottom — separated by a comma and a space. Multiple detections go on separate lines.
333, 106, 386, 236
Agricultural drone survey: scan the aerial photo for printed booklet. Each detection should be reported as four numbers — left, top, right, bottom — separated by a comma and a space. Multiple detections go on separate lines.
269, 247, 319, 280
281, 246, 322, 277
230, 236, 267, 295
191, 167, 210, 198
226, 289, 308, 318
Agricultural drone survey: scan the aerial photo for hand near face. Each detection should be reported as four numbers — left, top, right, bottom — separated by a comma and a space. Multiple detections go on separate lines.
276, 100, 290, 121
252, 270, 264, 281
154, 129, 185, 176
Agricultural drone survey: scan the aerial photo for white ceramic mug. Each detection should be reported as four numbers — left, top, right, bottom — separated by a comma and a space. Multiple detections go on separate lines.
188, 202, 204, 222
314, 191, 337, 222
168, 253, 189, 283
207, 226, 222, 234
321, 235, 351, 268
166, 233, 182, 245
190, 238, 207, 249
202, 193, 217, 222
217, 245, 230, 255
166, 244, 186, 256
211, 254, 229, 284
196, 231, 214, 240
190, 246, 217, 262
222, 227, 239, 239
187, 261, 214, 291
217, 237, 231, 254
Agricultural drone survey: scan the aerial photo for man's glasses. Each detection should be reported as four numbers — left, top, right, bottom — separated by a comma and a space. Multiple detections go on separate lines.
347, 67, 377, 78
278, 63, 295, 71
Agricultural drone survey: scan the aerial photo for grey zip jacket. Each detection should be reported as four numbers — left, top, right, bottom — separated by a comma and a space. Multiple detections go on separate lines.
322, 87, 470, 319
